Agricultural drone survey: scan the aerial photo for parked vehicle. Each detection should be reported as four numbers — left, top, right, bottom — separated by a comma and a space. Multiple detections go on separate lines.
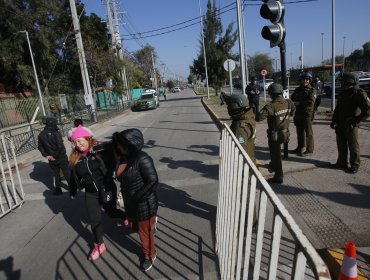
143, 88, 159, 107
323, 72, 370, 97
131, 92, 158, 111
172, 87, 181, 93
258, 79, 274, 91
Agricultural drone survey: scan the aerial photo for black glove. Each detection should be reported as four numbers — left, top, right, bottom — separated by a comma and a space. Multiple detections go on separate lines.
330, 121, 336, 129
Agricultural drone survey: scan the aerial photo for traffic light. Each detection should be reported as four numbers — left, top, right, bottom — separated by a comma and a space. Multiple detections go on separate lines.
260, 0, 285, 47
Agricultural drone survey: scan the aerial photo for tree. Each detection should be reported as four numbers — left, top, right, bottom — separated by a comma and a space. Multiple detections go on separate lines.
190, 0, 237, 94
133, 45, 157, 87
247, 53, 274, 79
166, 80, 175, 90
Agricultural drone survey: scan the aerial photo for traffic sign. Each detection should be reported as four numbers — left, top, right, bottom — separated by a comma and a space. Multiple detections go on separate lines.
261, 69, 268, 76
223, 59, 236, 72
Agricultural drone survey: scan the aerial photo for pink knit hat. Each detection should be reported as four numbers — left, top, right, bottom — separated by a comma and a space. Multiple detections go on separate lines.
71, 125, 93, 141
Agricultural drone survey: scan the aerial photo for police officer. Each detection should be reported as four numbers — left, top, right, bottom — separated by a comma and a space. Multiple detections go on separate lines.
290, 72, 317, 156
245, 77, 260, 115
330, 72, 369, 173
256, 83, 295, 184
224, 93, 256, 162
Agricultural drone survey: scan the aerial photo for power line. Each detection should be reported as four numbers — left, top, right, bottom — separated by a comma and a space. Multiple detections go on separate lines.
121, 0, 318, 40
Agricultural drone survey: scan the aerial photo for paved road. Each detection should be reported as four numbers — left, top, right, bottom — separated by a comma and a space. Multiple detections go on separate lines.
0, 89, 221, 279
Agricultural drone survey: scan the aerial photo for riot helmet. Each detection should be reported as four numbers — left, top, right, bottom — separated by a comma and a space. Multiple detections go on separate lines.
250, 76, 257, 84
299, 72, 312, 81
268, 83, 284, 98
341, 72, 359, 86
224, 93, 249, 119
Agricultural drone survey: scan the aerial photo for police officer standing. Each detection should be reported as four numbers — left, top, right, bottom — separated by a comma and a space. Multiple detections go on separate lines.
330, 72, 369, 173
256, 83, 295, 184
224, 93, 256, 162
290, 72, 317, 157
245, 77, 260, 116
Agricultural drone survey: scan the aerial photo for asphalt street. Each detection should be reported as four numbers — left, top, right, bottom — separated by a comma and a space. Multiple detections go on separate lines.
0, 89, 220, 279
0, 88, 369, 279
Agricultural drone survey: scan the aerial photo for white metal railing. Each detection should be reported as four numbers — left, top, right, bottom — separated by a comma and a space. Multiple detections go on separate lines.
0, 134, 25, 218
216, 124, 331, 280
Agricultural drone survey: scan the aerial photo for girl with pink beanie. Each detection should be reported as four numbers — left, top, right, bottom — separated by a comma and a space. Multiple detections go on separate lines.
69, 125, 108, 261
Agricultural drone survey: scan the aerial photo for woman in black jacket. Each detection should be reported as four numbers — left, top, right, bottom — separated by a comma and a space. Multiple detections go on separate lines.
112, 128, 159, 272
69, 125, 109, 261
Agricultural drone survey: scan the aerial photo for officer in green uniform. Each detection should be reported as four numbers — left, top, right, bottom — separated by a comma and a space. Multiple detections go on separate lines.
224, 93, 256, 163
256, 83, 295, 184
330, 72, 369, 173
290, 72, 317, 157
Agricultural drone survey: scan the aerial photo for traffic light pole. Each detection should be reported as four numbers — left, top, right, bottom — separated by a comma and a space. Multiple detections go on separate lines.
279, 40, 289, 159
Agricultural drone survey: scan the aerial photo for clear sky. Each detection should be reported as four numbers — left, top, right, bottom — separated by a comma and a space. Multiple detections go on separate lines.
81, 0, 370, 80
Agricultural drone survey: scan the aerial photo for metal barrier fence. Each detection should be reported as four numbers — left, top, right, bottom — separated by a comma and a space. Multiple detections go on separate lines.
216, 124, 331, 280
0, 101, 133, 161
0, 135, 24, 218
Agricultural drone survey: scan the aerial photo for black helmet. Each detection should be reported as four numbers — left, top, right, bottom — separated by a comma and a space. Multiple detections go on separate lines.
342, 72, 359, 86
224, 93, 248, 118
300, 72, 312, 81
250, 76, 256, 82
268, 83, 284, 96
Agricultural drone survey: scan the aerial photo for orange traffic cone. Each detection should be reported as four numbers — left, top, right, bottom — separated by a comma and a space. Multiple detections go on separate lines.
339, 241, 358, 280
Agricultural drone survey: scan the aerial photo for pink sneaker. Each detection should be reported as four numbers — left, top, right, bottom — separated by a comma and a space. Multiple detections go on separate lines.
88, 243, 106, 261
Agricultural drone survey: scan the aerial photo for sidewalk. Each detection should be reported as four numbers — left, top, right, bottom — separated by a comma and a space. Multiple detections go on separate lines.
202, 95, 370, 279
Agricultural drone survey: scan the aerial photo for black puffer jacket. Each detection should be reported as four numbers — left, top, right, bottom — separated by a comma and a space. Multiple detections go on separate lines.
38, 124, 67, 165
115, 129, 158, 221
69, 152, 107, 197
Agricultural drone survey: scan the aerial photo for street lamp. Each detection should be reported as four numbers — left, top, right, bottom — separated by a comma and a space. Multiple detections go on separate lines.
18, 30, 46, 116
321, 32, 324, 65
342, 36, 346, 72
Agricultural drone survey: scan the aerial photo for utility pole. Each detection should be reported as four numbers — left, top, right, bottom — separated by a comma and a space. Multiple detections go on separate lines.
321, 32, 324, 64
342, 36, 346, 73
331, 0, 336, 111
197, 0, 210, 99
69, 0, 96, 120
300, 41, 304, 70
19, 31, 46, 116
151, 52, 158, 93
236, 0, 247, 95
111, 0, 130, 101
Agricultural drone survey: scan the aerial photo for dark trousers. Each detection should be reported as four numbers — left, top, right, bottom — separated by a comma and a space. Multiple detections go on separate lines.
335, 125, 360, 166
294, 117, 314, 153
136, 216, 157, 260
85, 191, 104, 244
268, 139, 283, 178
248, 96, 259, 115
49, 159, 70, 188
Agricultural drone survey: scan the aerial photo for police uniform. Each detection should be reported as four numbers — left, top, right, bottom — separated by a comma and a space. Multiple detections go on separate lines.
291, 83, 317, 156
230, 108, 256, 162
246, 80, 260, 115
331, 85, 369, 172
257, 87, 295, 183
